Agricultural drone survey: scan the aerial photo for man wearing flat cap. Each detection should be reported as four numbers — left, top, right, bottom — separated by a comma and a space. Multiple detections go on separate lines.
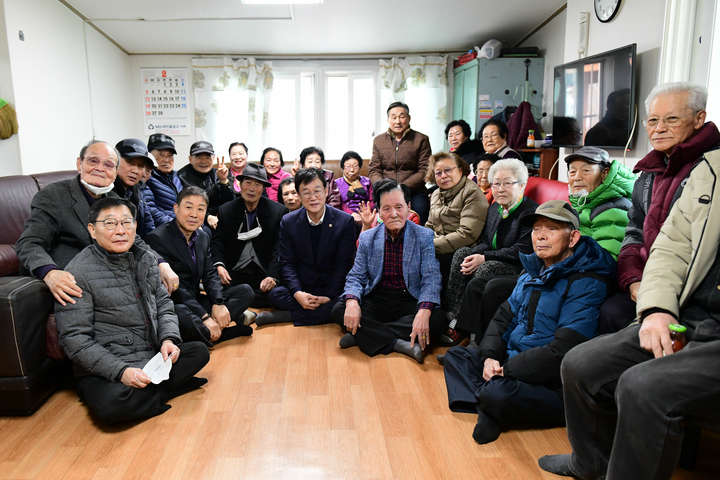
565, 146, 634, 259
443, 200, 616, 445
210, 163, 288, 307
114, 138, 157, 238
178, 141, 234, 232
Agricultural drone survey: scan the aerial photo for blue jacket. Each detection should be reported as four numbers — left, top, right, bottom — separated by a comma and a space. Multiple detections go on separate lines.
343, 220, 441, 306
480, 236, 616, 387
112, 181, 155, 238
146, 169, 183, 225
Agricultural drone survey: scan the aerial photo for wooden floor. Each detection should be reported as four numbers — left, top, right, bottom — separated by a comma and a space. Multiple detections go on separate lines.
1, 322, 719, 480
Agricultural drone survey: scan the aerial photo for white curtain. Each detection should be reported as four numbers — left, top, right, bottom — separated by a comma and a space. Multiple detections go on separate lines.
192, 57, 274, 159
378, 56, 448, 153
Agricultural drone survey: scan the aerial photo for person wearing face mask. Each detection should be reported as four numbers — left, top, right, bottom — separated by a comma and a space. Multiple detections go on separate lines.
15, 140, 182, 306
228, 142, 249, 196
177, 141, 234, 231
565, 147, 635, 260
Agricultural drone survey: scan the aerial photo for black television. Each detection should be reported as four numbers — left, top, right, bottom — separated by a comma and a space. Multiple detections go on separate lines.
552, 44, 637, 149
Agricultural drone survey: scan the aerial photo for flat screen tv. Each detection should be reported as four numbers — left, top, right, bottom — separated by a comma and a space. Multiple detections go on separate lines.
552, 43, 637, 149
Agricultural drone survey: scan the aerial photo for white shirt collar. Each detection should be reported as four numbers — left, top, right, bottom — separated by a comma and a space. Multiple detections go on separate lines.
306, 206, 326, 226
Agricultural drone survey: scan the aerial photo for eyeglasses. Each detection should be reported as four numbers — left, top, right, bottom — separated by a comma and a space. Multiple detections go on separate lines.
85, 156, 118, 170
482, 133, 500, 141
344, 163, 360, 170
491, 181, 519, 189
300, 187, 325, 199
434, 166, 458, 178
94, 218, 136, 230
642, 113, 697, 128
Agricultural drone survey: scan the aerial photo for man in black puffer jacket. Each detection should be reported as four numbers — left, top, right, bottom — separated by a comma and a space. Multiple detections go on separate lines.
55, 197, 209, 425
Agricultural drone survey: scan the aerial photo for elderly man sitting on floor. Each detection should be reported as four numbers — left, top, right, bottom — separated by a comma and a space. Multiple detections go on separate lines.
55, 197, 209, 425
331, 179, 447, 363
443, 200, 616, 444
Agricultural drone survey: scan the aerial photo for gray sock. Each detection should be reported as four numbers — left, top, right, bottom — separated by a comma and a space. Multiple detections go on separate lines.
255, 310, 292, 327
339, 333, 357, 349
537, 454, 577, 477
393, 339, 423, 363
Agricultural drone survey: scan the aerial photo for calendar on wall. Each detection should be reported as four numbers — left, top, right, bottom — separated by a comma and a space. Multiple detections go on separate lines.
141, 68, 190, 136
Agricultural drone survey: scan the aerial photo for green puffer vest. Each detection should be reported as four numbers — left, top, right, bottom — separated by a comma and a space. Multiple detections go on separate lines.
569, 160, 636, 259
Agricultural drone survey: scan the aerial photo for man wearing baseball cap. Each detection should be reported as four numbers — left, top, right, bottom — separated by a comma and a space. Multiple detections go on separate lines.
443, 200, 616, 445
114, 139, 156, 238
178, 141, 234, 233
565, 146, 634, 260
146, 133, 183, 227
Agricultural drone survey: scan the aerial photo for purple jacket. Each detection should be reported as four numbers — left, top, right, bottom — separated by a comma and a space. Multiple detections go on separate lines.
334, 175, 373, 214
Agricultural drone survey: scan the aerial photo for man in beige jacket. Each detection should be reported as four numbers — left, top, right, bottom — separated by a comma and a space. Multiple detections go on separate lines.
539, 148, 720, 479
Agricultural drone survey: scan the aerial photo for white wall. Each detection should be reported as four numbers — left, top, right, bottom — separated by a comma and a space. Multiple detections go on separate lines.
0, 0, 134, 176
521, 0, 667, 181
518, 8, 567, 136
128, 55, 196, 170
3, 0, 93, 174
86, 26, 134, 144
0, 0, 21, 175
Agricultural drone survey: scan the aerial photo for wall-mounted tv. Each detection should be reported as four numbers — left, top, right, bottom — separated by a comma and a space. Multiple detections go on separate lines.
552, 44, 637, 149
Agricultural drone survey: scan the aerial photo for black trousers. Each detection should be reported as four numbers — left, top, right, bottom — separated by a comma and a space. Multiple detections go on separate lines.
455, 275, 518, 338
76, 341, 209, 425
436, 252, 454, 298
331, 289, 446, 356
562, 324, 720, 480
175, 284, 254, 345
598, 289, 636, 334
443, 345, 565, 426
229, 268, 271, 307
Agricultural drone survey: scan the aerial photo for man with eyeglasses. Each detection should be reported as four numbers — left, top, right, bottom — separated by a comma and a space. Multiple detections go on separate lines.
54, 196, 209, 425
598, 82, 720, 334
16, 140, 181, 307
113, 139, 156, 238
256, 168, 356, 327
145, 133, 183, 226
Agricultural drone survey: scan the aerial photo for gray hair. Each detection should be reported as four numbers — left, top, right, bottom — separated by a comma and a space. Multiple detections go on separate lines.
644, 82, 708, 113
489, 158, 529, 186
78, 140, 121, 167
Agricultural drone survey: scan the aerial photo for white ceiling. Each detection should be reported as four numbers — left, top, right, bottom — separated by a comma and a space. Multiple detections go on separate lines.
63, 0, 566, 56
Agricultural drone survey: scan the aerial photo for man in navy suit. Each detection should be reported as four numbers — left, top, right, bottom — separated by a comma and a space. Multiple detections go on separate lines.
331, 179, 446, 363
256, 168, 356, 327
146, 186, 254, 346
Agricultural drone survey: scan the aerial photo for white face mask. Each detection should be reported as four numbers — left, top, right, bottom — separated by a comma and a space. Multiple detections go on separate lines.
568, 186, 589, 207
80, 178, 115, 196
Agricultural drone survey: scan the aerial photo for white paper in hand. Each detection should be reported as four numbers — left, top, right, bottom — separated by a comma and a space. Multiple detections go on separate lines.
142, 352, 173, 384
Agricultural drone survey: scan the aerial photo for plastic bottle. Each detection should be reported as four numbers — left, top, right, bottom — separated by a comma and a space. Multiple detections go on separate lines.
669, 324, 687, 352
527, 130, 535, 148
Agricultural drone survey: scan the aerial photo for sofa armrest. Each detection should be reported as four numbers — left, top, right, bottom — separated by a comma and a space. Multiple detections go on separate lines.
0, 277, 54, 377
0, 244, 20, 277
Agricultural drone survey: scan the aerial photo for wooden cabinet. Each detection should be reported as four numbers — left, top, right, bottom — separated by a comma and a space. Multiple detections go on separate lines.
517, 148, 559, 180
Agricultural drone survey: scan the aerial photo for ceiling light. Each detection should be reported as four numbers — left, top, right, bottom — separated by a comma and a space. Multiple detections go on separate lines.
242, 0, 322, 4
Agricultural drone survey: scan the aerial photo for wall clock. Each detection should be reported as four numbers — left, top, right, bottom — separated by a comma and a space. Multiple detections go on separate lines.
595, 0, 622, 23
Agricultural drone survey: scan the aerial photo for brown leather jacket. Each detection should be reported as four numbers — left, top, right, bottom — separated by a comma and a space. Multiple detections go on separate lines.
369, 128, 431, 193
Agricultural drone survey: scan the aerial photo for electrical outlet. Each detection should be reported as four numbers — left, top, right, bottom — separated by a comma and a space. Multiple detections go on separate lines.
18, 30, 24, 41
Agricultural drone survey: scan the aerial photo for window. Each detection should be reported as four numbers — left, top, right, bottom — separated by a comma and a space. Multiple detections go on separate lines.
325, 73, 375, 159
